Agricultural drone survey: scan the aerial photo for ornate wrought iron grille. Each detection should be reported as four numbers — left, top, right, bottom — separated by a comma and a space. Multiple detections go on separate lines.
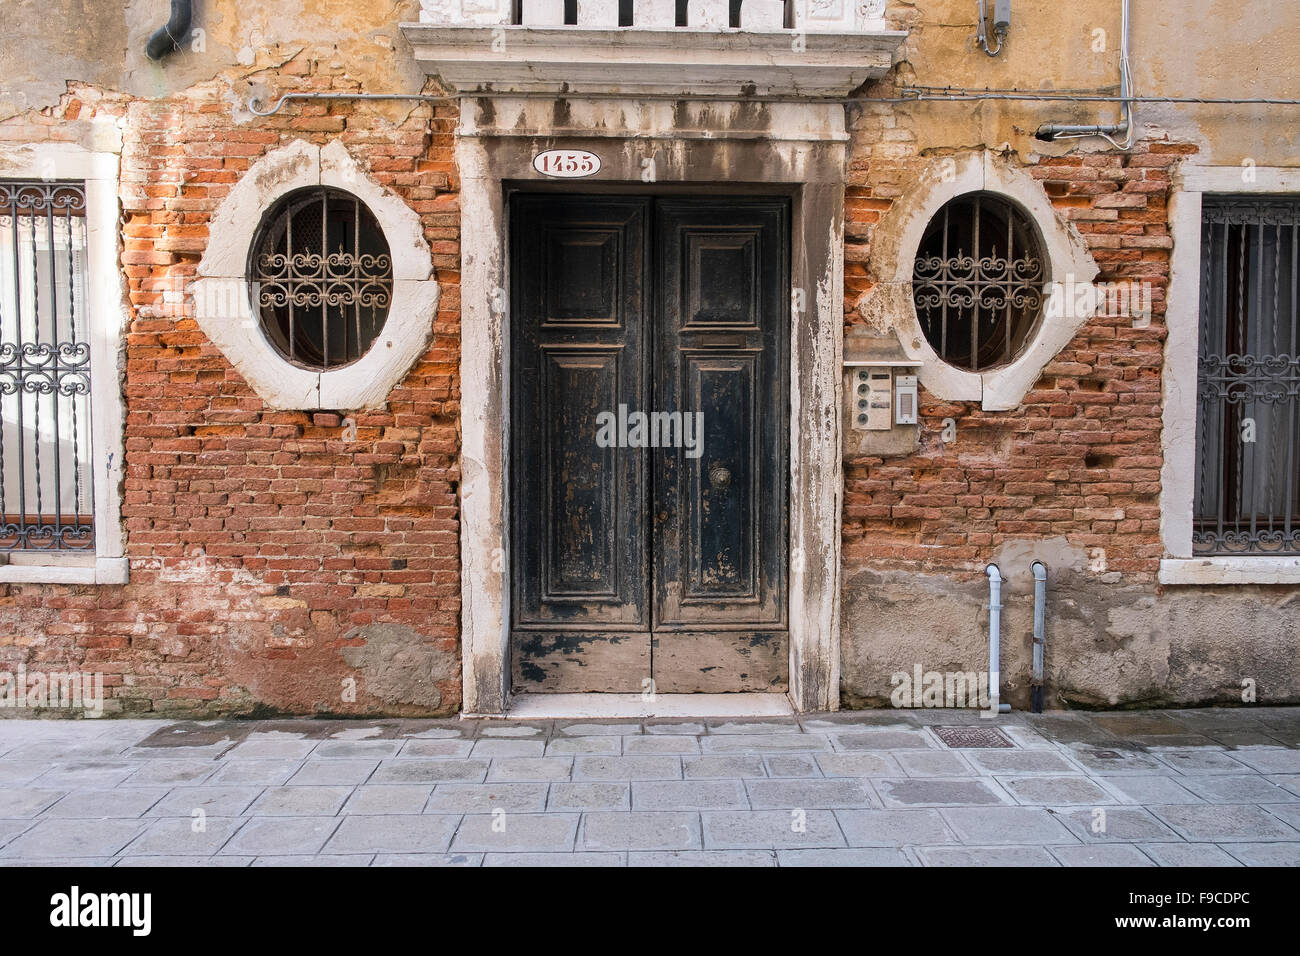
250, 187, 392, 370
0, 180, 94, 552
912, 193, 1045, 372
1193, 197, 1300, 555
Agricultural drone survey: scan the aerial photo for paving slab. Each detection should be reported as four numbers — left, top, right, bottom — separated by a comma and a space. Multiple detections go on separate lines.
631, 780, 749, 810
371, 759, 489, 784
326, 814, 460, 855
1222, 842, 1300, 866
220, 817, 341, 856
248, 786, 353, 816
42, 787, 169, 818
451, 813, 579, 853
702, 810, 845, 849
632, 849, 775, 866
1, 818, 149, 858
484, 852, 624, 866
623, 735, 701, 755
683, 755, 765, 779
487, 757, 574, 782
875, 778, 1007, 808
288, 759, 380, 786
580, 811, 701, 851
917, 845, 1059, 866
939, 807, 1078, 845
122, 817, 247, 856
372, 853, 482, 866
1149, 804, 1300, 842
1049, 844, 1155, 866
1138, 843, 1243, 866
834, 809, 958, 846
547, 782, 630, 811
746, 779, 878, 810
776, 847, 909, 866
149, 786, 263, 817
1055, 807, 1184, 843
997, 776, 1115, 806
1177, 775, 1300, 804
573, 756, 681, 780
0, 787, 66, 817
816, 753, 903, 777
342, 786, 434, 815
423, 783, 549, 813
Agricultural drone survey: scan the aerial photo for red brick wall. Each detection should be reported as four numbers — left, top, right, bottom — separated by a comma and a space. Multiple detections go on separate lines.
0, 62, 465, 716
842, 139, 1190, 582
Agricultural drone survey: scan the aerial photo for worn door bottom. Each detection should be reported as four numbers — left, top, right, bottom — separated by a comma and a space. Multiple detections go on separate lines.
512, 630, 789, 694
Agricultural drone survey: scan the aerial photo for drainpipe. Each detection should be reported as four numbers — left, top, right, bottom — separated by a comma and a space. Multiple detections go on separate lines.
985, 564, 1010, 714
1031, 561, 1047, 713
145, 0, 193, 61
1036, 0, 1133, 148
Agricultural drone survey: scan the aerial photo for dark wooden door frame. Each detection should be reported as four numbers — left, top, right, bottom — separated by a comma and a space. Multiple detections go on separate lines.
456, 109, 848, 716
508, 191, 790, 694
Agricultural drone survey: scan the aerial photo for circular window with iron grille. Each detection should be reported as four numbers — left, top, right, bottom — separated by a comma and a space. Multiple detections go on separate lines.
249, 186, 393, 370
912, 192, 1046, 373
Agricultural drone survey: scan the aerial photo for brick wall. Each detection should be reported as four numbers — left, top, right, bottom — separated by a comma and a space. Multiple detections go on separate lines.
0, 59, 464, 717
842, 111, 1189, 583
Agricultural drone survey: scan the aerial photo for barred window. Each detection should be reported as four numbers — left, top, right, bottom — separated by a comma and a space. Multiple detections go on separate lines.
1193, 196, 1300, 555
0, 180, 94, 552
249, 187, 393, 371
912, 192, 1045, 373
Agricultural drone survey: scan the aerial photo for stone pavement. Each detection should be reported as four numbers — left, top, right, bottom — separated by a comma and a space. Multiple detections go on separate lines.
1, 707, 1298, 866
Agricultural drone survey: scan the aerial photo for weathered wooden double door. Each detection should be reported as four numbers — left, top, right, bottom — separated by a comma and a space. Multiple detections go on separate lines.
510, 194, 790, 694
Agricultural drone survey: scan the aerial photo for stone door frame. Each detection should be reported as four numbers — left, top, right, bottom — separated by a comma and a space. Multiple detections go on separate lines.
456, 97, 846, 715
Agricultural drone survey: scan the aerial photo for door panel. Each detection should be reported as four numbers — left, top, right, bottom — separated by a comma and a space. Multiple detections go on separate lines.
511, 196, 650, 637
653, 200, 788, 633
511, 194, 788, 695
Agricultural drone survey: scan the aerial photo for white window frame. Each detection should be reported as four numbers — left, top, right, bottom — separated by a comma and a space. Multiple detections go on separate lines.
0, 139, 128, 585
866, 151, 1100, 411
194, 139, 439, 410
1160, 164, 1300, 585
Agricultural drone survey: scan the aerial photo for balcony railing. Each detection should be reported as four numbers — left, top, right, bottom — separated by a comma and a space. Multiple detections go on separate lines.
419, 0, 888, 32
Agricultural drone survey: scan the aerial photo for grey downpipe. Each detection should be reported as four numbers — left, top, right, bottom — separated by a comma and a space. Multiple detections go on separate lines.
1031, 561, 1047, 713
146, 0, 193, 61
1036, 0, 1133, 148
985, 564, 1010, 714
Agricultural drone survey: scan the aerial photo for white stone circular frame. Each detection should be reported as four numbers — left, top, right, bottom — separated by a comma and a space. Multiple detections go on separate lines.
863, 151, 1099, 411
194, 139, 439, 410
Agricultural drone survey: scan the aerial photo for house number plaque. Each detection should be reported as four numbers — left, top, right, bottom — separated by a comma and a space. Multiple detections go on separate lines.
532, 149, 602, 178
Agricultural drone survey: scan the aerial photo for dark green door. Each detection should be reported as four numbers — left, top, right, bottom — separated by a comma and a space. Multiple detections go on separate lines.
510, 194, 789, 694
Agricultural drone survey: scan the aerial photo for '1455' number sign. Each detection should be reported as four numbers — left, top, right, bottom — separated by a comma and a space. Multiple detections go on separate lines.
532, 149, 601, 178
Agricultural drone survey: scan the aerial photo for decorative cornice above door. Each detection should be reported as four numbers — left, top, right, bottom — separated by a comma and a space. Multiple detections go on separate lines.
399, 0, 906, 98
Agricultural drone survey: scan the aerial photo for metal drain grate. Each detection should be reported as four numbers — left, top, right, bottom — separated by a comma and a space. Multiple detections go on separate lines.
934, 726, 1015, 749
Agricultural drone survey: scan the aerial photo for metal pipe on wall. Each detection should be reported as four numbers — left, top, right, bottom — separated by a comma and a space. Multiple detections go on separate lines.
985, 564, 1010, 714
146, 0, 193, 62
1036, 0, 1133, 147
1031, 561, 1047, 713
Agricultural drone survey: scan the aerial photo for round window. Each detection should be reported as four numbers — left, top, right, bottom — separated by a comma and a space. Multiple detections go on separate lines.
912, 192, 1046, 372
249, 187, 393, 370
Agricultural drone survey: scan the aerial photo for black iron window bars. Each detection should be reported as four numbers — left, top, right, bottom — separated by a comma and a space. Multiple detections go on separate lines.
0, 180, 94, 552
1194, 196, 1300, 555
912, 192, 1045, 373
250, 186, 393, 370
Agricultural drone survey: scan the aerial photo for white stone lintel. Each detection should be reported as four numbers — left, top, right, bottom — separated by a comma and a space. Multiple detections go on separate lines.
400, 24, 907, 97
